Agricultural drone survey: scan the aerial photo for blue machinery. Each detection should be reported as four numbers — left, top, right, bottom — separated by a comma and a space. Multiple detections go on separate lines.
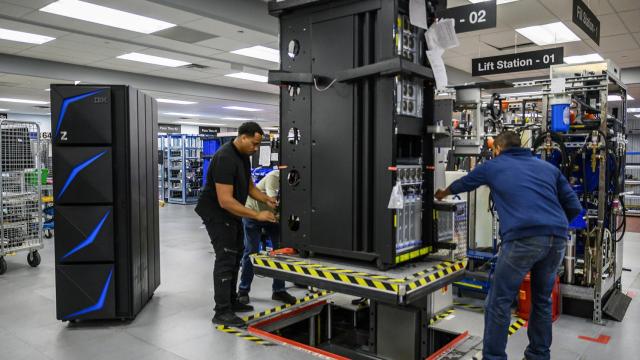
451, 62, 631, 323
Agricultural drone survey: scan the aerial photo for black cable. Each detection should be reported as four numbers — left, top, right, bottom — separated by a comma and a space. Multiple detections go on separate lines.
532, 132, 570, 178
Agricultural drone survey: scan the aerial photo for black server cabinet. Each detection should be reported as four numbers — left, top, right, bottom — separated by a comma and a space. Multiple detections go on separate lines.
51, 85, 160, 321
271, 0, 437, 269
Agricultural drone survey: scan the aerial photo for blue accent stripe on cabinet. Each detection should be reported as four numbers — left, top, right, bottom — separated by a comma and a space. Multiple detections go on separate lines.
63, 268, 113, 320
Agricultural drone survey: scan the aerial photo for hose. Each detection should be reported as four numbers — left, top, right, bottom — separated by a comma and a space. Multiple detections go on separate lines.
532, 132, 571, 178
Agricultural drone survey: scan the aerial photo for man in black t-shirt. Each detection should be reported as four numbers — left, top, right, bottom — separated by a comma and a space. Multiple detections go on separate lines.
196, 122, 276, 327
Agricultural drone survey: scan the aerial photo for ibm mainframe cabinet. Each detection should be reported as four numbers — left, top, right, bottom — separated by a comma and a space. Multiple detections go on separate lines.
51, 85, 160, 321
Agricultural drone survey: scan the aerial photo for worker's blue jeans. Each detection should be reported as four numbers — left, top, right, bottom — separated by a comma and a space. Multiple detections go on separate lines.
238, 218, 285, 294
483, 235, 566, 360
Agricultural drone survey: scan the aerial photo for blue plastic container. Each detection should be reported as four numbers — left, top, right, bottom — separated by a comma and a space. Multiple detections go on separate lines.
551, 103, 570, 133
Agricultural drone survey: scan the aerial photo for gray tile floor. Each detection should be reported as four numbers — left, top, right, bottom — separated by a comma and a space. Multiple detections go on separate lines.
0, 204, 638, 359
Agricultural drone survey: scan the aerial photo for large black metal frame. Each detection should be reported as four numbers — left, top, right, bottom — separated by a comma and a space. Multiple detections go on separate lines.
273, 0, 437, 269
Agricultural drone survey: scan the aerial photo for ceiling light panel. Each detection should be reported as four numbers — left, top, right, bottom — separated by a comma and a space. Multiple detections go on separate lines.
224, 72, 268, 83
564, 53, 604, 64
469, 0, 519, 4
163, 112, 202, 117
157, 99, 197, 105
223, 106, 261, 112
40, 0, 175, 34
0, 27, 55, 44
628, 108, 640, 113
231, 46, 280, 63
222, 117, 253, 121
0, 108, 9, 111
515, 22, 580, 46
117, 53, 190, 67
0, 98, 49, 105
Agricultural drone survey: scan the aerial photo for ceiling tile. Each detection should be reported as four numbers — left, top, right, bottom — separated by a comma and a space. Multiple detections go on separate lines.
59, 33, 144, 52
183, 18, 277, 45
598, 33, 639, 53
538, 0, 572, 20
195, 37, 252, 52
130, 47, 206, 65
601, 49, 640, 67
13, 51, 96, 65
599, 14, 628, 37
96, 0, 202, 25
211, 52, 279, 71
129, 34, 224, 57
562, 41, 599, 57
0, 39, 38, 54
142, 67, 215, 81
89, 58, 167, 73
619, 10, 640, 33
633, 32, 640, 44
0, 2, 37, 17
1, 0, 55, 10
584, 0, 616, 15
480, 30, 532, 49
499, 1, 558, 28
43, 38, 130, 58
0, 17, 67, 38
609, 0, 640, 11
23, 10, 142, 41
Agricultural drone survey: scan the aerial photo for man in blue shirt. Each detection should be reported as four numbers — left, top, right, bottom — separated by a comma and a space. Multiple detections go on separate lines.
435, 131, 582, 360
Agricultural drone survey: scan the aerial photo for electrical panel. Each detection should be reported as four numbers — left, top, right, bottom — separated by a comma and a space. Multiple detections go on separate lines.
271, 0, 436, 269
51, 84, 160, 321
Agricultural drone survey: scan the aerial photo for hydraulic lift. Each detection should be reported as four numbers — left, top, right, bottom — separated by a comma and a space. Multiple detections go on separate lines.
249, 253, 479, 360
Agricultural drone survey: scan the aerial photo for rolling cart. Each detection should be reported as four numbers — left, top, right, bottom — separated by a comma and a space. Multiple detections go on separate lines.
0, 120, 44, 274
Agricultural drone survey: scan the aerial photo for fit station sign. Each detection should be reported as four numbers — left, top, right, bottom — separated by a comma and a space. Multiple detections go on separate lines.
472, 48, 564, 76
573, 0, 600, 45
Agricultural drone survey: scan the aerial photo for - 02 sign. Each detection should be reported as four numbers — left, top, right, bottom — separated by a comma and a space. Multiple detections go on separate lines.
472, 48, 563, 76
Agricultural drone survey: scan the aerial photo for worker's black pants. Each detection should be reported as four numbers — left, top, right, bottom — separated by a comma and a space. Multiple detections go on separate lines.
205, 220, 244, 313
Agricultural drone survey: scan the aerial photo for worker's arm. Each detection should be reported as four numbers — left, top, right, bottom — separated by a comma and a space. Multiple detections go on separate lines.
556, 172, 583, 222
249, 180, 277, 209
436, 163, 490, 200
216, 183, 275, 222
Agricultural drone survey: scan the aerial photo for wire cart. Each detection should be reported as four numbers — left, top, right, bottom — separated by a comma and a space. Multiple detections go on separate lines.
0, 120, 44, 274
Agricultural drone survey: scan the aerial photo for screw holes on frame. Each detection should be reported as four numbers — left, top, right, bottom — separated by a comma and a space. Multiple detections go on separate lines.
288, 127, 301, 145
288, 169, 301, 187
288, 39, 300, 59
288, 85, 301, 97
288, 214, 300, 231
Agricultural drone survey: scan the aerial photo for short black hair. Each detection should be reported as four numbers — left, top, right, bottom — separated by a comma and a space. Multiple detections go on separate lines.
494, 131, 521, 150
238, 121, 264, 137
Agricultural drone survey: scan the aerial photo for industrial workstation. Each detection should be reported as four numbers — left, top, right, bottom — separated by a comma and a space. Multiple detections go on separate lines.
0, 0, 639, 359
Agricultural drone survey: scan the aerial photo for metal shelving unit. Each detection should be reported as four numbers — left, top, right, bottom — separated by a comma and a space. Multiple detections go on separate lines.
164, 134, 203, 205
625, 117, 640, 215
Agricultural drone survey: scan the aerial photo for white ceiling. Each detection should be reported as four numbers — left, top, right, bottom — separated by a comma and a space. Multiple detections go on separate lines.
0, 72, 279, 126
445, 0, 640, 77
0, 0, 639, 123
0, 0, 280, 94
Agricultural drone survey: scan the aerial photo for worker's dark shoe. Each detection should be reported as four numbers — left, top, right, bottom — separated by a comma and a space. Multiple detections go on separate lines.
232, 302, 254, 313
237, 291, 250, 305
212, 311, 245, 327
272, 291, 297, 305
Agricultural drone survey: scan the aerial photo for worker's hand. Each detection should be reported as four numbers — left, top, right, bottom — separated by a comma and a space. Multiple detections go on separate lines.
255, 210, 277, 223
434, 188, 451, 201
265, 196, 278, 209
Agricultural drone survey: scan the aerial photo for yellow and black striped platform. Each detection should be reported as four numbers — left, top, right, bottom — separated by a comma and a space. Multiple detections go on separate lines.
251, 254, 467, 302
430, 308, 455, 325
216, 325, 276, 346
243, 290, 331, 323
508, 318, 527, 336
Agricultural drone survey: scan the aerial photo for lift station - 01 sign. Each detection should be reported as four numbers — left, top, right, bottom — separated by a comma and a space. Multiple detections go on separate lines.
472, 48, 563, 76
